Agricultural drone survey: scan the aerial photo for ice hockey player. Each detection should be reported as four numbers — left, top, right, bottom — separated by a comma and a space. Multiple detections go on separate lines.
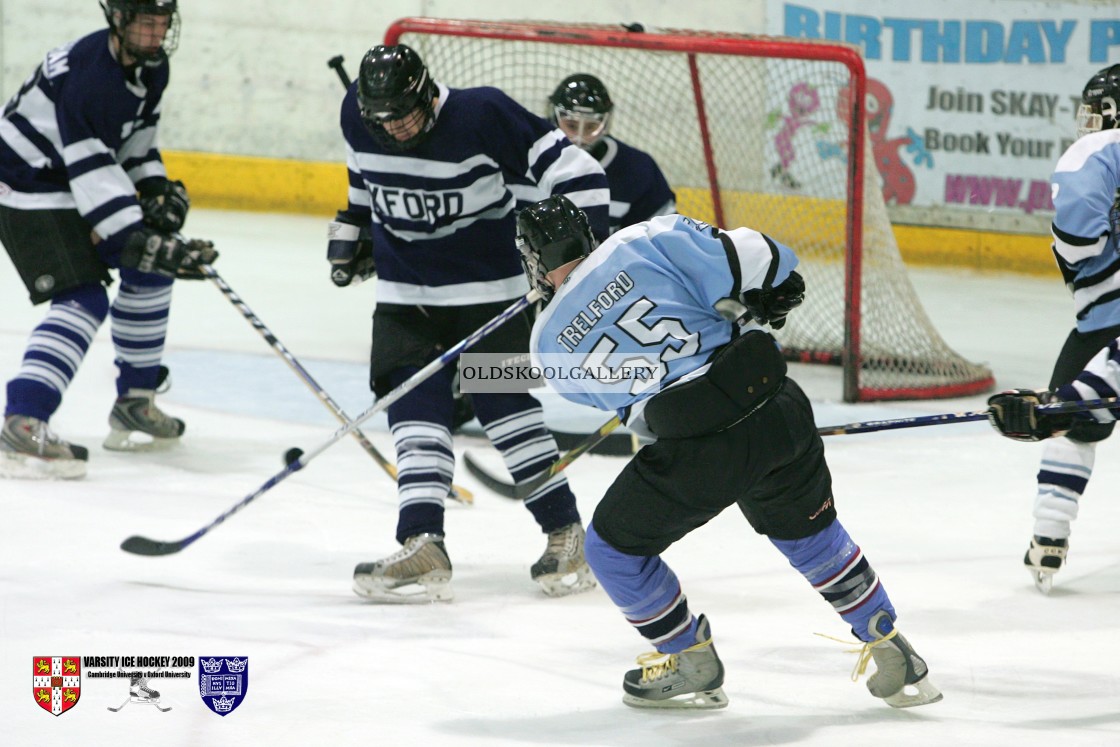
516, 195, 942, 710
0, 0, 216, 480
330, 44, 609, 602
992, 63, 1120, 594
549, 73, 676, 232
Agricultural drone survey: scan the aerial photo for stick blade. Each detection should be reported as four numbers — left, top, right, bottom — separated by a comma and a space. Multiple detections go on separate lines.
462, 451, 519, 499
120, 535, 186, 556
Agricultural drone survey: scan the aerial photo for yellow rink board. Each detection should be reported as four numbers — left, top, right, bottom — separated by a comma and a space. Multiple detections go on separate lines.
164, 150, 1058, 278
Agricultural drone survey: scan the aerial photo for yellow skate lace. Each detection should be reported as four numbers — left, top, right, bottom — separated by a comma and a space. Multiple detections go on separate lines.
814, 629, 898, 682
635, 638, 714, 683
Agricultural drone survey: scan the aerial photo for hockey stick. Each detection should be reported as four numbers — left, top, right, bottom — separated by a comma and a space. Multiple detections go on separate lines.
463, 415, 625, 500
327, 55, 351, 87
816, 396, 1120, 436
199, 264, 473, 505
119, 291, 540, 556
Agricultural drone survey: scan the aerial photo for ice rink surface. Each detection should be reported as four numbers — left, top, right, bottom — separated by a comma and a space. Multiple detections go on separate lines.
2, 210, 1118, 746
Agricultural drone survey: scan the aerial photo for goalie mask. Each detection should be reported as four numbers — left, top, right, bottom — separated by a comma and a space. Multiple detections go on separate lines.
358, 44, 439, 151
515, 196, 597, 300
102, 0, 180, 67
1077, 63, 1120, 138
549, 74, 613, 149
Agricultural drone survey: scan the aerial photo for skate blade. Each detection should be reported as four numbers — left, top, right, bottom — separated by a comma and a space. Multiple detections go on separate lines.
352, 571, 453, 604
535, 563, 597, 598
882, 677, 944, 708
1033, 571, 1054, 595
103, 429, 180, 452
0, 450, 86, 480
622, 686, 729, 710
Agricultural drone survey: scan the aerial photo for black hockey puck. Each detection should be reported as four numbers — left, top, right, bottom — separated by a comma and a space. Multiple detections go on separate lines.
284, 447, 304, 466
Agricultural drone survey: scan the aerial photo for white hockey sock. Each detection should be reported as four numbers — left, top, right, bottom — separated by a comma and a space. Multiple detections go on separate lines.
1033, 437, 1096, 539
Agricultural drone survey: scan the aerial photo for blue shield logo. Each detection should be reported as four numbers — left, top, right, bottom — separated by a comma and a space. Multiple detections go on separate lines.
198, 656, 248, 716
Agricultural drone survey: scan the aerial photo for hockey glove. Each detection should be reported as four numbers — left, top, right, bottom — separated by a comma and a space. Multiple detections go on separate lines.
987, 389, 1074, 442
121, 228, 218, 279
138, 178, 190, 234
741, 270, 805, 329
327, 218, 375, 287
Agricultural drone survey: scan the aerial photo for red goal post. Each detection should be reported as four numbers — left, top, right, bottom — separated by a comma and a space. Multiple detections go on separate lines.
385, 18, 994, 402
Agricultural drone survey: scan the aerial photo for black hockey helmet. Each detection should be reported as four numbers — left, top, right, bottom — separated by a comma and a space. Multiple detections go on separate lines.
515, 196, 597, 300
549, 74, 613, 149
1078, 63, 1120, 137
101, 0, 180, 67
357, 44, 439, 150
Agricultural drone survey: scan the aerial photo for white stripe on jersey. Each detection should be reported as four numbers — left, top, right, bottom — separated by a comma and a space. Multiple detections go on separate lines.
61, 135, 111, 162
1066, 267, 1120, 318
1053, 128, 1120, 174
1055, 233, 1108, 266
0, 110, 53, 168
354, 150, 500, 179
562, 187, 612, 212
721, 225, 782, 291
375, 273, 528, 305
118, 123, 160, 169
0, 191, 76, 209
373, 195, 515, 242
348, 185, 373, 208
535, 138, 605, 195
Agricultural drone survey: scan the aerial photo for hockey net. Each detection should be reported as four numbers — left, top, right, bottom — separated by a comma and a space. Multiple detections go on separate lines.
386, 18, 994, 402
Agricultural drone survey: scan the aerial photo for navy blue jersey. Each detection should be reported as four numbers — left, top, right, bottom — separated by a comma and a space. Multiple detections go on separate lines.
530, 214, 798, 427
341, 83, 609, 306
594, 135, 675, 232
0, 29, 169, 261
1050, 128, 1120, 332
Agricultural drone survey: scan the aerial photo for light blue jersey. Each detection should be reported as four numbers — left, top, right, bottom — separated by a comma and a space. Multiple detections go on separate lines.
1050, 129, 1120, 332
530, 214, 799, 425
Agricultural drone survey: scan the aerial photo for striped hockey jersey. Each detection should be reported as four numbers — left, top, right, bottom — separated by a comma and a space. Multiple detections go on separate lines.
340, 82, 609, 306
1050, 128, 1120, 333
0, 28, 168, 263
530, 214, 799, 425
591, 135, 676, 232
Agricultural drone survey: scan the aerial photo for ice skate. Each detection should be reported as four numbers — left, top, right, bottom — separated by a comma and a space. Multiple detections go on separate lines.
855, 610, 942, 708
530, 522, 597, 597
0, 415, 88, 479
103, 389, 185, 451
1024, 535, 1068, 595
108, 677, 170, 712
622, 614, 728, 710
352, 533, 453, 603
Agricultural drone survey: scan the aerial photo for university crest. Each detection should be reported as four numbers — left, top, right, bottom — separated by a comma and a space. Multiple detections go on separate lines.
33, 656, 80, 716
199, 656, 248, 716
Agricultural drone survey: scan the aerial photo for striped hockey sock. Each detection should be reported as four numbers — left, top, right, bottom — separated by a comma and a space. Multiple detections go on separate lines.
5, 285, 108, 421
771, 519, 895, 642
584, 524, 698, 654
111, 270, 173, 394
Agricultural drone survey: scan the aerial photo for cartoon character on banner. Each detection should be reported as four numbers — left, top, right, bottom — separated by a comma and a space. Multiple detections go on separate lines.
767, 82, 831, 190
833, 78, 930, 206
